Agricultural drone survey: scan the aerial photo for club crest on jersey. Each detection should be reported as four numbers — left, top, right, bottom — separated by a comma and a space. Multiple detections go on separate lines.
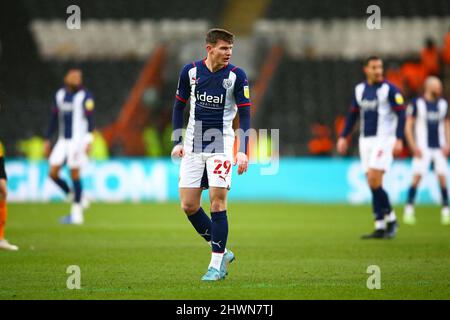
222, 79, 233, 90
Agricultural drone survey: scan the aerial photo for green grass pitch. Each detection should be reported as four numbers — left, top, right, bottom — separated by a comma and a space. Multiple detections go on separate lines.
0, 202, 449, 300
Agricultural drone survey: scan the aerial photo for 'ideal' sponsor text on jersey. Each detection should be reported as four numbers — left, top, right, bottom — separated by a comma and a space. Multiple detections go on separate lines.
175, 59, 251, 154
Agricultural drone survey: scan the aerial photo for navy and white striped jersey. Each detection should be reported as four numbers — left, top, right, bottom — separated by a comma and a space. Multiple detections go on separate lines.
175, 59, 251, 154
50, 87, 94, 143
350, 81, 405, 138
408, 97, 449, 149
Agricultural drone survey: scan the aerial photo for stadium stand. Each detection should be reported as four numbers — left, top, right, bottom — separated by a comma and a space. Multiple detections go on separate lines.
21, 0, 224, 20
255, 56, 421, 155
265, 0, 450, 19
0, 0, 223, 156
251, 0, 450, 155
30, 19, 210, 60
254, 18, 450, 59
1, 0, 450, 156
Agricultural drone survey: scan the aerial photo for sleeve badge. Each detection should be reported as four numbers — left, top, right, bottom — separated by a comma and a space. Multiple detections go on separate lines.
85, 99, 95, 111
244, 86, 250, 99
395, 93, 404, 105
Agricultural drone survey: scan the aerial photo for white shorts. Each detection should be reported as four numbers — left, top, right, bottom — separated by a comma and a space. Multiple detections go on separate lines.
179, 152, 233, 189
359, 136, 396, 173
49, 139, 88, 169
412, 148, 448, 176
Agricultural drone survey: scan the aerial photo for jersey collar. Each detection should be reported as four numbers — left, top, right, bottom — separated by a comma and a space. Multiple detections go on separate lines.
202, 58, 229, 74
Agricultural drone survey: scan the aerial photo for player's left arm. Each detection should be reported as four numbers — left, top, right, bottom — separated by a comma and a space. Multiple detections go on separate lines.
233, 67, 251, 175
0, 142, 7, 199
83, 91, 95, 153
443, 100, 450, 156
388, 84, 406, 155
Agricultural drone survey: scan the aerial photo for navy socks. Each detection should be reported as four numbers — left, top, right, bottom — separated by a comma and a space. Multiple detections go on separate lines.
407, 186, 417, 205
52, 177, 70, 195
73, 179, 82, 203
371, 187, 392, 221
187, 207, 212, 242
211, 211, 228, 254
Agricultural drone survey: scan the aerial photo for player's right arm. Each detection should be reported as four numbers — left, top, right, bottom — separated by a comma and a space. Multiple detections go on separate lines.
44, 95, 59, 157
405, 100, 421, 158
337, 90, 360, 155
171, 64, 191, 158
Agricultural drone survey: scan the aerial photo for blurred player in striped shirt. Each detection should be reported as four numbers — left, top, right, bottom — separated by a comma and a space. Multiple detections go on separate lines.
404, 76, 450, 225
337, 56, 406, 239
44, 69, 94, 225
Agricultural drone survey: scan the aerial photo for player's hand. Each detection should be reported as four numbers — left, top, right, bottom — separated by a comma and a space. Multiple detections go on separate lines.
413, 147, 423, 158
171, 145, 184, 158
85, 143, 92, 155
44, 140, 51, 158
336, 137, 348, 155
442, 146, 450, 157
393, 139, 403, 156
234, 152, 248, 175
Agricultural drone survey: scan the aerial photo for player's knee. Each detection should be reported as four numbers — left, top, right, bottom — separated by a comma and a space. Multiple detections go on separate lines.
412, 175, 422, 187
210, 199, 226, 212
49, 170, 59, 181
438, 177, 447, 188
0, 187, 7, 201
367, 175, 382, 189
70, 169, 80, 181
181, 202, 200, 215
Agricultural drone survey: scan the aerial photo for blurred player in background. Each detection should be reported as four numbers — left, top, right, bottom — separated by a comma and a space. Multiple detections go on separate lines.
337, 56, 406, 239
0, 141, 19, 250
404, 76, 450, 225
44, 69, 94, 225
171, 29, 250, 280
